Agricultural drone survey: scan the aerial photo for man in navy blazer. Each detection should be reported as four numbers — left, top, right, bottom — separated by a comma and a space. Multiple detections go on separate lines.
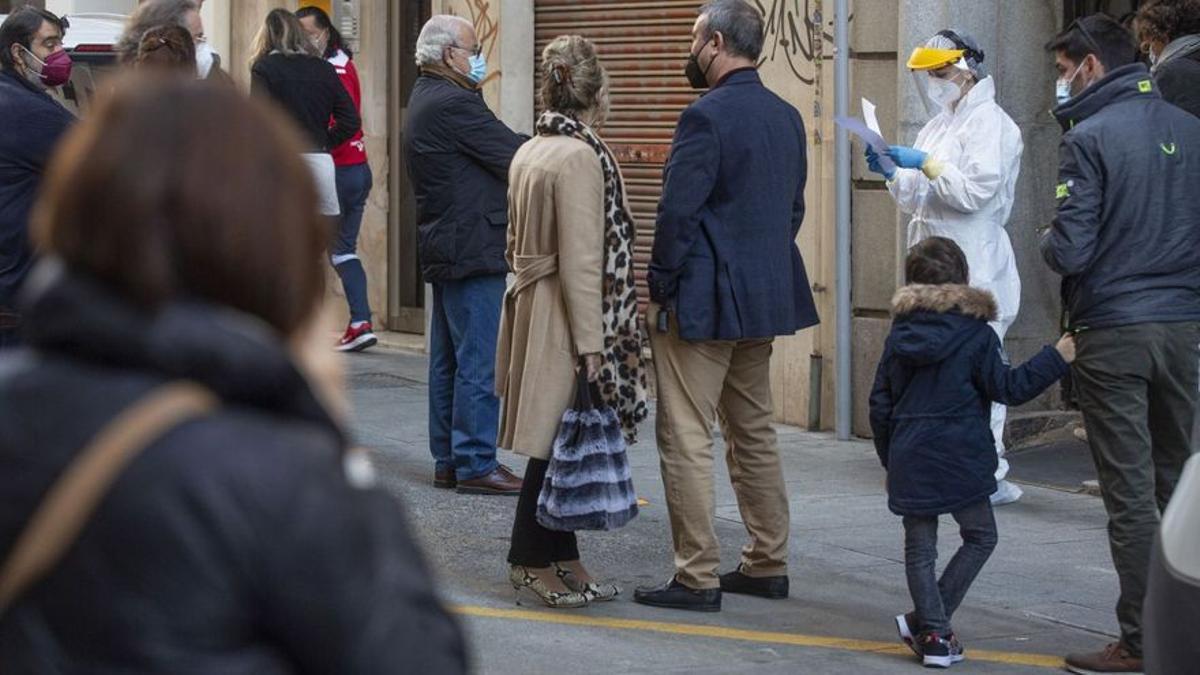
634, 0, 818, 613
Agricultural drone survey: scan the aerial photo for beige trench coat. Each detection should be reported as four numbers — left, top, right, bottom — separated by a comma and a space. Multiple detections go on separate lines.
495, 135, 605, 460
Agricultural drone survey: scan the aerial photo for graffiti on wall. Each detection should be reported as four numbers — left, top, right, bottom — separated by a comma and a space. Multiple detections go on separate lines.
754, 0, 849, 85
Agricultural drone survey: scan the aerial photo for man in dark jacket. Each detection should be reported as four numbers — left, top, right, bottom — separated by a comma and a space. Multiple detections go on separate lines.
0, 8, 74, 348
1042, 14, 1200, 673
403, 15, 526, 495
634, 0, 818, 613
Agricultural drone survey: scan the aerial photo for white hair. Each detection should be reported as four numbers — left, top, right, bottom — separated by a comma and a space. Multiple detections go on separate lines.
415, 15, 472, 66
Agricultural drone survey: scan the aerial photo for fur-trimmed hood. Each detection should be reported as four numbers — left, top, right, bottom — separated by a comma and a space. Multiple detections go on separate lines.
891, 284, 998, 322
888, 284, 997, 366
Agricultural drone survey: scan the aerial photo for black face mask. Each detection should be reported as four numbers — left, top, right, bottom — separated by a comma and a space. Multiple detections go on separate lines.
685, 44, 714, 89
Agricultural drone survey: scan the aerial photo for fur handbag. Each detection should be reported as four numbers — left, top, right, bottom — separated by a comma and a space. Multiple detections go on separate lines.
536, 367, 638, 532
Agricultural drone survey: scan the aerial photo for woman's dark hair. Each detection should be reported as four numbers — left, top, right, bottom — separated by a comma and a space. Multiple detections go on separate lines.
135, 24, 196, 74
1045, 14, 1138, 70
1136, 0, 1200, 48
906, 237, 970, 286
0, 7, 67, 71
295, 6, 350, 60
33, 75, 329, 336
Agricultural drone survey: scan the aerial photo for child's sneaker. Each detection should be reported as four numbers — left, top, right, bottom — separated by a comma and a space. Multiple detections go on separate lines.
919, 632, 965, 668
895, 612, 920, 656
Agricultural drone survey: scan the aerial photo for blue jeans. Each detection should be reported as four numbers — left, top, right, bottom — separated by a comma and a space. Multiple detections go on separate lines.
903, 499, 998, 635
428, 275, 505, 480
331, 162, 373, 324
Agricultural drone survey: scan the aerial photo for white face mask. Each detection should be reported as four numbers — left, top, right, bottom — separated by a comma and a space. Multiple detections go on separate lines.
1055, 60, 1087, 105
927, 76, 963, 108
195, 42, 215, 79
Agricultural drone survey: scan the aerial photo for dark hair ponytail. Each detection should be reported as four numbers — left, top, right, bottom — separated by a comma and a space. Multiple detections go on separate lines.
295, 6, 350, 60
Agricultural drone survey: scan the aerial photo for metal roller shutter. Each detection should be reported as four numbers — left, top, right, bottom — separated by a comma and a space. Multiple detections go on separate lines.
534, 0, 700, 312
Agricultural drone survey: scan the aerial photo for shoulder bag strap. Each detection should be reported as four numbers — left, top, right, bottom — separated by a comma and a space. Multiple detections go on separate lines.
0, 382, 218, 615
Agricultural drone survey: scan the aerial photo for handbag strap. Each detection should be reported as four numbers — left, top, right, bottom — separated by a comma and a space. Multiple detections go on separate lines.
0, 382, 218, 615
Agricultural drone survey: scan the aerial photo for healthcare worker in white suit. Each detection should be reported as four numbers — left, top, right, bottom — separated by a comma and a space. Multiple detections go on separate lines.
866, 29, 1025, 505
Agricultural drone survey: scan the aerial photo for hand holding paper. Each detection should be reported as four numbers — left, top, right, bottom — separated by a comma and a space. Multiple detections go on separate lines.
835, 97, 896, 177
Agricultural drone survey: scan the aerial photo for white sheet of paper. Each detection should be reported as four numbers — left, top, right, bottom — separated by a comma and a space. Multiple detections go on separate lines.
862, 98, 882, 136
835, 114, 896, 174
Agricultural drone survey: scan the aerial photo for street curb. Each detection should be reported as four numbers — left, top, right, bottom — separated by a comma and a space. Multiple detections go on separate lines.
1006, 410, 1082, 450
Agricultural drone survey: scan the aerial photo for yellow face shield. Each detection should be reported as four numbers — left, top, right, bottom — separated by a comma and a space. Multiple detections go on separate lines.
907, 47, 966, 71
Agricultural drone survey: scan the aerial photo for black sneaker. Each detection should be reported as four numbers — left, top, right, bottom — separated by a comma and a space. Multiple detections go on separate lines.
633, 578, 721, 612
919, 632, 965, 668
719, 565, 789, 599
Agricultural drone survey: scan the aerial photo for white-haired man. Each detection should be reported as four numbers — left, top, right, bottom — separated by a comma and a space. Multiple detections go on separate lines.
404, 15, 526, 495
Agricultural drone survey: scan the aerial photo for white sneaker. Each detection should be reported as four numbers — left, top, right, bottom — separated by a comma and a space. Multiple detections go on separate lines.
990, 479, 1023, 506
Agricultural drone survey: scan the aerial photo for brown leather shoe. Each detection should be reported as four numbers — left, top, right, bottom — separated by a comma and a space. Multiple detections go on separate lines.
434, 467, 456, 489
456, 465, 522, 495
1065, 642, 1143, 674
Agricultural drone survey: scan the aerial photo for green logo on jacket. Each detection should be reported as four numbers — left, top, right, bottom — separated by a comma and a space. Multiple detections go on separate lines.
1056, 182, 1070, 199
1138, 79, 1153, 93
1161, 142, 1178, 156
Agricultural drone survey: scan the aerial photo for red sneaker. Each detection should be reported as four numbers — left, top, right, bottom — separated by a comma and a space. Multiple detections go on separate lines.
336, 322, 377, 353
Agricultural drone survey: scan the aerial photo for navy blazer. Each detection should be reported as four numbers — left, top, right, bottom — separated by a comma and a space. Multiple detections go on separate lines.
649, 69, 818, 341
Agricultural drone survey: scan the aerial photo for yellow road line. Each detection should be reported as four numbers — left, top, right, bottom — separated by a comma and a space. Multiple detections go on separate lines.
451, 604, 1065, 669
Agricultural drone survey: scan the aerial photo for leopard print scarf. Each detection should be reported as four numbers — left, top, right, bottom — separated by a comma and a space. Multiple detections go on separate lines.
535, 110, 648, 444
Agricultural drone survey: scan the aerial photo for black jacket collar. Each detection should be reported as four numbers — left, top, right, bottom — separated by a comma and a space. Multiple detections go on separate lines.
1054, 64, 1159, 132
19, 262, 344, 443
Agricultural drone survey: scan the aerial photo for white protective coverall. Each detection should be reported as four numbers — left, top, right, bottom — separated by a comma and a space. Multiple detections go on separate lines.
888, 75, 1024, 483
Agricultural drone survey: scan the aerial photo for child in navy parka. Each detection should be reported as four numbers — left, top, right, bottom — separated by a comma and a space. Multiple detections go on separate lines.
869, 237, 1075, 668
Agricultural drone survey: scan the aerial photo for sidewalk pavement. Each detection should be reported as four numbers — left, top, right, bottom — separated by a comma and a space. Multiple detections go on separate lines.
345, 347, 1119, 674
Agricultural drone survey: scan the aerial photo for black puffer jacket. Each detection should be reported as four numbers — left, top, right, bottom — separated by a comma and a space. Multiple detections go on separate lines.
1041, 64, 1200, 331
403, 70, 527, 282
869, 285, 1069, 517
0, 266, 466, 674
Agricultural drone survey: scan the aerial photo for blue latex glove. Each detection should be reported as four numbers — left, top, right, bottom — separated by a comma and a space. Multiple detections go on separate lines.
864, 146, 896, 180
887, 145, 928, 170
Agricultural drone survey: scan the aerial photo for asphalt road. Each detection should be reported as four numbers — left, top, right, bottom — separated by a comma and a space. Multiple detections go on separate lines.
345, 347, 1119, 674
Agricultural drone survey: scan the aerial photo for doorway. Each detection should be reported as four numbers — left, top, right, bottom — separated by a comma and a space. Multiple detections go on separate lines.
387, 0, 431, 333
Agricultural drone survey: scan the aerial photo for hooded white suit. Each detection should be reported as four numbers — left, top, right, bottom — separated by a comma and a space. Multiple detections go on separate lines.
888, 75, 1024, 485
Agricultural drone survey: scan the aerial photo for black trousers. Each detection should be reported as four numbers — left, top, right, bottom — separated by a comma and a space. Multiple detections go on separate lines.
508, 458, 578, 567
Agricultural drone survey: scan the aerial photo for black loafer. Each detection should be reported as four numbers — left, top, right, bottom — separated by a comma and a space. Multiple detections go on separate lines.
719, 567, 789, 599
633, 578, 721, 612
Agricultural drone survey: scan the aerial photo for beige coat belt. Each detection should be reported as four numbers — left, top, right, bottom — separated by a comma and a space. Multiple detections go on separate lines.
495, 254, 560, 398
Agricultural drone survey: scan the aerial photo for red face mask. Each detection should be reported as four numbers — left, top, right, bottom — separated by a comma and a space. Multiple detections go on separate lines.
22, 46, 72, 87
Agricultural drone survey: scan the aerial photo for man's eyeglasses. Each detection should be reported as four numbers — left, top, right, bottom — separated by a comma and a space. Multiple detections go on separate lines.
451, 43, 482, 58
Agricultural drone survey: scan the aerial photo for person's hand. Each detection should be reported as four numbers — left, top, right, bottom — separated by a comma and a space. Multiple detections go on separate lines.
886, 145, 929, 170
865, 146, 896, 180
1056, 333, 1077, 364
582, 353, 603, 382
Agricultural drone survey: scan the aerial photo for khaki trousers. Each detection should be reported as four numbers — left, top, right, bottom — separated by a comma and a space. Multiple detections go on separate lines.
647, 304, 791, 589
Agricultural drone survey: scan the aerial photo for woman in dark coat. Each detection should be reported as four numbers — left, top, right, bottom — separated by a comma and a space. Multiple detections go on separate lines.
0, 76, 464, 674
1137, 0, 1200, 117
249, 8, 359, 217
